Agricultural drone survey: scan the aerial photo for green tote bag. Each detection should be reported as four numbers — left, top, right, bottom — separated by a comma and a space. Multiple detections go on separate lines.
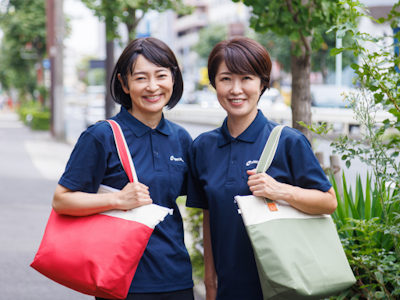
235, 125, 356, 300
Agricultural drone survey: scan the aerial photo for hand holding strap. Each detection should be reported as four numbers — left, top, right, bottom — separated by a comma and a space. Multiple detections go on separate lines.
255, 125, 285, 210
256, 125, 285, 174
106, 120, 138, 183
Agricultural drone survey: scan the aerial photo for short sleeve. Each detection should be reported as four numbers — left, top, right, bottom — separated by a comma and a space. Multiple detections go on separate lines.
186, 143, 209, 209
58, 130, 108, 193
288, 135, 332, 192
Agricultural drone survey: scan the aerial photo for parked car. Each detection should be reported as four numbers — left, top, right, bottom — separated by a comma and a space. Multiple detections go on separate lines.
195, 91, 220, 108
258, 87, 283, 108
310, 85, 355, 108
180, 91, 197, 104
85, 99, 105, 127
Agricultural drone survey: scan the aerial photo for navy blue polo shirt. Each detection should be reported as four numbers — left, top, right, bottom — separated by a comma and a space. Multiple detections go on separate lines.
186, 110, 331, 300
59, 106, 193, 293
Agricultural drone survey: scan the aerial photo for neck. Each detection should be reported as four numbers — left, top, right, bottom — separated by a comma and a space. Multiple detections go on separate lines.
128, 108, 162, 129
227, 110, 258, 138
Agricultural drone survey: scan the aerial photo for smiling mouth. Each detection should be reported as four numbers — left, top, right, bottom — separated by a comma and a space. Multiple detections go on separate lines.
143, 94, 162, 101
229, 99, 245, 104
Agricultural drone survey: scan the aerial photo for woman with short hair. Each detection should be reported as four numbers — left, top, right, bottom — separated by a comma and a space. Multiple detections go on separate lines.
53, 37, 194, 300
186, 37, 337, 300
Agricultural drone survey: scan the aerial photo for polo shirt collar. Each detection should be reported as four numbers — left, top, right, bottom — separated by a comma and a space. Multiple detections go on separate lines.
117, 106, 171, 137
218, 110, 268, 147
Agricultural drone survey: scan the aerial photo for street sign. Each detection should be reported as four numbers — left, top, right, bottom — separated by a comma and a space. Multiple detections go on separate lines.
89, 60, 105, 69
43, 59, 51, 69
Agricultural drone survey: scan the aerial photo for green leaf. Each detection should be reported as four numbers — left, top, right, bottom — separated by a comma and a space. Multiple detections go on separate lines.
350, 63, 359, 70
339, 223, 356, 232
374, 291, 385, 299
389, 108, 400, 117
378, 17, 386, 24
346, 160, 351, 168
374, 271, 384, 284
289, 30, 301, 41
330, 47, 344, 56
374, 93, 384, 103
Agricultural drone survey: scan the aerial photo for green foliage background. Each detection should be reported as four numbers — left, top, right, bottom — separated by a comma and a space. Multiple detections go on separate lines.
0, 0, 46, 99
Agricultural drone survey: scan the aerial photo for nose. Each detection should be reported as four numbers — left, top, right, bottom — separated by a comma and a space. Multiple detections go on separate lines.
230, 79, 243, 95
146, 77, 159, 92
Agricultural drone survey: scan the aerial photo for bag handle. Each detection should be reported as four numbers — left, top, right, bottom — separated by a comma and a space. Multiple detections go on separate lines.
106, 120, 139, 183
254, 125, 285, 210
256, 125, 285, 174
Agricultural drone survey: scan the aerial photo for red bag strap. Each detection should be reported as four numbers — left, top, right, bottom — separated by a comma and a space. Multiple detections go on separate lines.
106, 120, 138, 183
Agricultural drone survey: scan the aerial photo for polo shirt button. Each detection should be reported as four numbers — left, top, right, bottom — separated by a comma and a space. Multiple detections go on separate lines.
233, 140, 238, 145
231, 160, 236, 165
155, 151, 158, 156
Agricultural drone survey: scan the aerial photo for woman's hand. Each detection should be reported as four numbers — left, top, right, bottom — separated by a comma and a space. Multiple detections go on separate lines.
247, 169, 285, 201
116, 182, 153, 210
246, 169, 337, 215
53, 182, 153, 217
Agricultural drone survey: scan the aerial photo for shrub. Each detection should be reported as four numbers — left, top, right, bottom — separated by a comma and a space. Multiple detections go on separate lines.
17, 100, 50, 130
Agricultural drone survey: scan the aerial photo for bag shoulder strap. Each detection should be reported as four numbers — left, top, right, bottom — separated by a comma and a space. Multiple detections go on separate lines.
256, 125, 285, 174
106, 120, 138, 183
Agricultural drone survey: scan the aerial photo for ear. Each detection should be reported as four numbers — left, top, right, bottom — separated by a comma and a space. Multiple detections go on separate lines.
117, 73, 129, 94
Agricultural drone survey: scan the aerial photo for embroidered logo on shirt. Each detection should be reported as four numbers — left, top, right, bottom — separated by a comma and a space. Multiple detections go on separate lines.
170, 156, 184, 163
246, 160, 259, 166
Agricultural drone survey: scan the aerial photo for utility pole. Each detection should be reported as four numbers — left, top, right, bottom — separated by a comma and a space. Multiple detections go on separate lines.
46, 0, 64, 140
105, 40, 114, 119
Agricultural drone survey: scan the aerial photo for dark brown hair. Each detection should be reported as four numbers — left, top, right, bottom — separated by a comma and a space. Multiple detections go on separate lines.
208, 37, 272, 96
111, 37, 183, 109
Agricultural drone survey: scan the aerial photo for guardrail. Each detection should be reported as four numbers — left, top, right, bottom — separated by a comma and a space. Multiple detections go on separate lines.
164, 104, 394, 135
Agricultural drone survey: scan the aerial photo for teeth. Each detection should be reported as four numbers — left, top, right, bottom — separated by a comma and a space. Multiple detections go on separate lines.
145, 95, 160, 100
231, 99, 244, 103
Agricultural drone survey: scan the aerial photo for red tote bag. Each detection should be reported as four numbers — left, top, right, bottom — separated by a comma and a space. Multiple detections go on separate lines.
31, 120, 172, 299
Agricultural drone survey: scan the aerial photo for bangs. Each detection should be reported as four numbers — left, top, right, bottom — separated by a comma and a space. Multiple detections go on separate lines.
224, 46, 259, 76
208, 37, 272, 92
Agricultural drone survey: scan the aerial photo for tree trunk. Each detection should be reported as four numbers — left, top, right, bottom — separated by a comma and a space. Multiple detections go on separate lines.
291, 45, 312, 142
125, 7, 137, 43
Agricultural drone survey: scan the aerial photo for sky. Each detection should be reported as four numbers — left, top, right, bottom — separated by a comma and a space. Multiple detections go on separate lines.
360, 0, 399, 5
64, 0, 103, 57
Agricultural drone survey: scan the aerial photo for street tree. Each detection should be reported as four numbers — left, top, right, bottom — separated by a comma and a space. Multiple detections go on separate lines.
193, 24, 228, 63
81, 0, 191, 42
80, 0, 191, 118
0, 0, 46, 101
235, 0, 341, 141
311, 26, 356, 83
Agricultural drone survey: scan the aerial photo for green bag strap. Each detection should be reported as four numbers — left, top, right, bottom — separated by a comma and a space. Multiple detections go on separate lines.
256, 125, 285, 174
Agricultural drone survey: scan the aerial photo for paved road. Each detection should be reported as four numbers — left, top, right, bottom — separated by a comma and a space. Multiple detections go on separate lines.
0, 110, 90, 300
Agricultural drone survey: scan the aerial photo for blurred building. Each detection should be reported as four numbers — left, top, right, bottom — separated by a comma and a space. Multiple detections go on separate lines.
165, 0, 251, 93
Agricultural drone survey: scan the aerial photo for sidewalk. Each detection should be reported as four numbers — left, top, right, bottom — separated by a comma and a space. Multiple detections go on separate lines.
0, 110, 205, 299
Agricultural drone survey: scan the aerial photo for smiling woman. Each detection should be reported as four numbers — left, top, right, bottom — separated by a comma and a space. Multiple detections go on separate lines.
52, 37, 194, 300
186, 37, 337, 300
117, 55, 173, 127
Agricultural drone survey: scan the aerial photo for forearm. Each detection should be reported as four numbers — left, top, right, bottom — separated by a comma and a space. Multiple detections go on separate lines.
279, 185, 337, 215
203, 210, 217, 299
52, 184, 119, 216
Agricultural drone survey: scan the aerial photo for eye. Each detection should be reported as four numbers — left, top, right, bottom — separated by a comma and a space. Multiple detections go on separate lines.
158, 74, 168, 78
136, 76, 146, 81
221, 77, 230, 81
243, 76, 252, 80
